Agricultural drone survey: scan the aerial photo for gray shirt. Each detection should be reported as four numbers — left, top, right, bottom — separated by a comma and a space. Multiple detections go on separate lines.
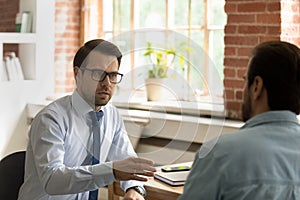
179, 111, 300, 200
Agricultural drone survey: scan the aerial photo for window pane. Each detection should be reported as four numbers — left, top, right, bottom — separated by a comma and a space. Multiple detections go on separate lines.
113, 0, 131, 31
211, 30, 224, 81
190, 31, 204, 49
103, 0, 131, 32
171, 0, 189, 27
113, 32, 132, 90
191, 0, 204, 26
209, 0, 227, 26
114, 31, 151, 90
170, 0, 204, 28
189, 31, 205, 91
103, 32, 113, 40
134, 51, 149, 89
117, 53, 132, 89
135, 0, 166, 28
103, 0, 113, 31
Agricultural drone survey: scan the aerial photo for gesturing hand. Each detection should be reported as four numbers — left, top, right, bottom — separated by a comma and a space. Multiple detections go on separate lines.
113, 157, 156, 181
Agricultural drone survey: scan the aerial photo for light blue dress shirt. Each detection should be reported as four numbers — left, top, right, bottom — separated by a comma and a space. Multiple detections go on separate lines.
179, 111, 300, 200
18, 90, 143, 200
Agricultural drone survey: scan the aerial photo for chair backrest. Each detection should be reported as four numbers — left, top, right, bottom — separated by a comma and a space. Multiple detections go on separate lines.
0, 151, 26, 200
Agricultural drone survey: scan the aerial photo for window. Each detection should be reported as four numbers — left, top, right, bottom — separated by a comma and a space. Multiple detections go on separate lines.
81, 0, 226, 103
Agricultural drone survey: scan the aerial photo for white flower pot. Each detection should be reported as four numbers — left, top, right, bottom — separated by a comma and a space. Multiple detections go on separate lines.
145, 78, 177, 101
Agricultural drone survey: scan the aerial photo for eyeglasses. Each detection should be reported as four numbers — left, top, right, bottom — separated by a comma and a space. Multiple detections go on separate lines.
81, 67, 123, 84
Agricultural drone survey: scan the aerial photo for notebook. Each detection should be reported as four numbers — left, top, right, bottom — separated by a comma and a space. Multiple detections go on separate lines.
154, 170, 190, 186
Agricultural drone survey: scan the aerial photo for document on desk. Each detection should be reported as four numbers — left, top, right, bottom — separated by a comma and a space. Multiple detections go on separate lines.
154, 162, 192, 186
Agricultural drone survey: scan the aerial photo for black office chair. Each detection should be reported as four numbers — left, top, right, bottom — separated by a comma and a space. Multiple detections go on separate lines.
0, 151, 26, 200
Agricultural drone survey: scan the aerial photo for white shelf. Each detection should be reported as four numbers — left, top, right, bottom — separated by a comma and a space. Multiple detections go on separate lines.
0, 0, 55, 159
0, 32, 36, 44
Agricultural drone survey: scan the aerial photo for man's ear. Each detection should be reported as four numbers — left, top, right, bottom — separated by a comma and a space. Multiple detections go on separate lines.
74, 66, 79, 76
252, 76, 264, 100
74, 66, 81, 82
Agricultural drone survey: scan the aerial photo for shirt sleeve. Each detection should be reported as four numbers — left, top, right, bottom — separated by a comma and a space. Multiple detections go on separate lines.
30, 110, 114, 195
178, 143, 224, 200
105, 107, 145, 191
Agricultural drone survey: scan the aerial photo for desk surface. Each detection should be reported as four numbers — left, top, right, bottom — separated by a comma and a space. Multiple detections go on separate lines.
109, 178, 183, 200
108, 162, 193, 200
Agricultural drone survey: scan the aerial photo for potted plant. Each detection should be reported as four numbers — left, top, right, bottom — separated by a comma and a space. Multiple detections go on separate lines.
143, 42, 189, 101
144, 42, 176, 78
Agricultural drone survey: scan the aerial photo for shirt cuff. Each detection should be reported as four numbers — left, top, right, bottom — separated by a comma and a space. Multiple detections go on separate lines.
92, 161, 115, 186
121, 180, 145, 192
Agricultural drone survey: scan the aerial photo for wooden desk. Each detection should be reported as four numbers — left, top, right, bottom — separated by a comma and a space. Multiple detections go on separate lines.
108, 162, 192, 200
108, 178, 183, 200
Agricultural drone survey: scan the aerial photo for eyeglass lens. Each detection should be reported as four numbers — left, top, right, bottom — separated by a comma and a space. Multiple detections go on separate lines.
92, 71, 122, 83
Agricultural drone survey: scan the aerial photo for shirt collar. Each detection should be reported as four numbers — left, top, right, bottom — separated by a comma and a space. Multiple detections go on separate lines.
71, 89, 94, 117
241, 111, 299, 129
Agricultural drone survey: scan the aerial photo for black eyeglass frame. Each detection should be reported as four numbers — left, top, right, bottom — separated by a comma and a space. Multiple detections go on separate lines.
80, 67, 123, 84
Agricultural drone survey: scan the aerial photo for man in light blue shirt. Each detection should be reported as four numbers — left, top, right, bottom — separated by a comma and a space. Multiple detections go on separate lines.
179, 41, 300, 199
18, 39, 156, 200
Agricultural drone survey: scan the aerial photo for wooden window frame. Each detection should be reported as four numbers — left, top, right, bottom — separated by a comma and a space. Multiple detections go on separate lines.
80, 0, 225, 101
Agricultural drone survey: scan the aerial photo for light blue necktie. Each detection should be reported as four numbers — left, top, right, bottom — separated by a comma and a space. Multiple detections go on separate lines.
89, 111, 103, 200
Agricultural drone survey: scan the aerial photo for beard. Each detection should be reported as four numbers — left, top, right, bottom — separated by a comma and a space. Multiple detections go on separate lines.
242, 93, 252, 122
94, 93, 111, 107
78, 87, 112, 109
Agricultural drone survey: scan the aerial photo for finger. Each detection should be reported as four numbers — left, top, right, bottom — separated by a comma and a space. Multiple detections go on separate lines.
134, 157, 155, 166
135, 171, 155, 177
134, 166, 156, 174
144, 165, 157, 172
136, 164, 156, 173
131, 174, 148, 182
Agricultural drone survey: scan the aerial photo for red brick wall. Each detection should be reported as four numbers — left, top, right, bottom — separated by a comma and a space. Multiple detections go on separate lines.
0, 0, 19, 55
0, 0, 19, 32
223, 0, 300, 119
54, 0, 80, 93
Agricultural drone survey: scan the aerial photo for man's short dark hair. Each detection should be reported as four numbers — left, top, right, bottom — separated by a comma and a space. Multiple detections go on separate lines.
247, 41, 300, 115
73, 39, 122, 68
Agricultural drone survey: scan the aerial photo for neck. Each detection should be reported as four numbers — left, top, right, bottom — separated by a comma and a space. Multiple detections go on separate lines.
251, 88, 270, 118
94, 106, 101, 112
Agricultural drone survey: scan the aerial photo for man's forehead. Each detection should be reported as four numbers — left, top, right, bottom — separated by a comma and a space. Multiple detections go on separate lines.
84, 51, 117, 66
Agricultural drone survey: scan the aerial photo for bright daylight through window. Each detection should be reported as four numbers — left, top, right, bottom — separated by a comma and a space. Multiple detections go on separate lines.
81, 0, 227, 104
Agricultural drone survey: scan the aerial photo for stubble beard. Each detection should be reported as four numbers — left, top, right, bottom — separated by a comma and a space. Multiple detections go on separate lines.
242, 94, 252, 122
95, 95, 111, 107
